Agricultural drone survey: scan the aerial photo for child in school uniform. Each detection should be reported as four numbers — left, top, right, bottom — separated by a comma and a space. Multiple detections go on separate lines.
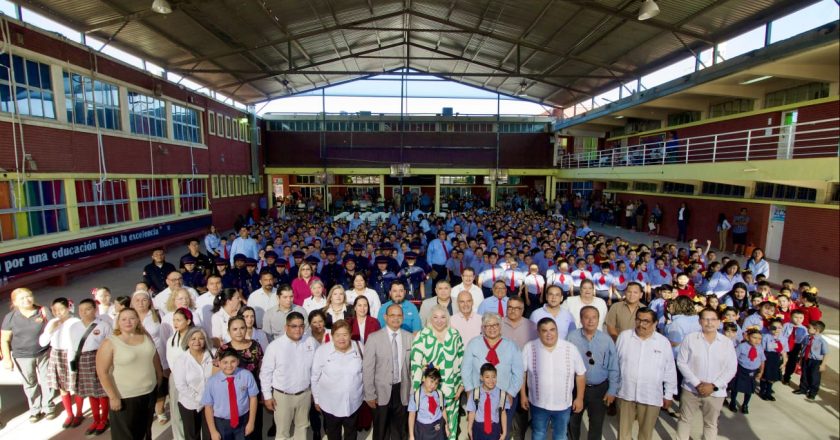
201, 348, 259, 440
721, 321, 741, 409
728, 328, 764, 414
408, 366, 450, 440
758, 318, 787, 401
794, 320, 830, 400
466, 363, 509, 440
782, 310, 808, 385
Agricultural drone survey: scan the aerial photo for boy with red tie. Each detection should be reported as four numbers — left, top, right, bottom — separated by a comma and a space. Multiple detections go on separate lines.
466, 363, 509, 440
202, 348, 259, 440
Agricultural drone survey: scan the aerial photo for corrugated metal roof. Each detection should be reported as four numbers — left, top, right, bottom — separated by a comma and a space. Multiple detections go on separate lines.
12, 0, 824, 106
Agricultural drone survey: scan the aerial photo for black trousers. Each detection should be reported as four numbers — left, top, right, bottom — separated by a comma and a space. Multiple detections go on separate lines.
569, 381, 609, 440
179, 402, 211, 440
783, 343, 802, 382
799, 359, 823, 397
677, 220, 688, 242
373, 383, 408, 440
110, 392, 155, 440
323, 407, 360, 440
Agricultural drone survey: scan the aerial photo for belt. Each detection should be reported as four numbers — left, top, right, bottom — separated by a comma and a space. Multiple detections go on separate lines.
586, 380, 607, 388
274, 388, 309, 396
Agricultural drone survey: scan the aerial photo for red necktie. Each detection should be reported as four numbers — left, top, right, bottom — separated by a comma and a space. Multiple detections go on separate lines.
775, 341, 783, 353
548, 261, 554, 267
533, 275, 542, 294
325, 332, 331, 343
637, 272, 644, 281
226, 376, 239, 428
497, 299, 504, 317
803, 336, 814, 360
748, 346, 758, 362
483, 393, 493, 434
619, 275, 625, 284
788, 330, 796, 350
659, 269, 667, 278
442, 241, 449, 259
485, 338, 501, 365
460, 260, 464, 273
491, 267, 496, 282
510, 273, 516, 291
428, 393, 438, 415
559, 274, 566, 284
599, 275, 606, 286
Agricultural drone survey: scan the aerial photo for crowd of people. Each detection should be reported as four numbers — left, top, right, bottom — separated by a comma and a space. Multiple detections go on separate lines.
0, 206, 830, 440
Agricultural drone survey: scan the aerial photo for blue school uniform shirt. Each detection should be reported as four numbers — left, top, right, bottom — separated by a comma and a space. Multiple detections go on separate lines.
741, 314, 767, 333
761, 334, 787, 354
566, 329, 620, 396
782, 323, 808, 345
464, 387, 510, 424
736, 342, 765, 370
718, 322, 743, 343
802, 334, 829, 361
408, 388, 444, 424
665, 314, 703, 358
201, 368, 259, 420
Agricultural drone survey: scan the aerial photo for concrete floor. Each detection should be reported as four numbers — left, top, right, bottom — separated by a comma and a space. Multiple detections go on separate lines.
0, 242, 837, 440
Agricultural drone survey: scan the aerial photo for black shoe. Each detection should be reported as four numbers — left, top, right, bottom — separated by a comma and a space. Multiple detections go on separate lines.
727, 402, 738, 412
781, 379, 790, 385
793, 389, 806, 395
767, 395, 776, 401
741, 405, 749, 414
757, 393, 768, 401
95, 421, 110, 435
807, 395, 816, 400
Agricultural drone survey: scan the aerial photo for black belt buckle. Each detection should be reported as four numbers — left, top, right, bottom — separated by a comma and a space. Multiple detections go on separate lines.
274, 388, 307, 396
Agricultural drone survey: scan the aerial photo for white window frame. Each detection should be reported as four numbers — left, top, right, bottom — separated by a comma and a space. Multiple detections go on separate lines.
224, 116, 231, 139
208, 110, 215, 135
216, 113, 224, 137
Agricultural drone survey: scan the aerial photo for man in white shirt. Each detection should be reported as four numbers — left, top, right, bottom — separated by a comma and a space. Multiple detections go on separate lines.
450, 290, 483, 345
616, 307, 678, 440
248, 271, 279, 325
152, 271, 198, 311
196, 275, 222, 337
562, 279, 607, 329
521, 317, 586, 440
676, 308, 737, 440
260, 311, 318, 440
451, 268, 483, 314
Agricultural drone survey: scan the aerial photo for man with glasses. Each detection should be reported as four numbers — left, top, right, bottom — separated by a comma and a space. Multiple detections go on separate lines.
521, 318, 586, 440
530, 286, 576, 341
616, 308, 677, 440
478, 280, 511, 317
260, 311, 318, 440
566, 306, 619, 440
152, 270, 198, 310
462, 313, 524, 439
675, 308, 737, 440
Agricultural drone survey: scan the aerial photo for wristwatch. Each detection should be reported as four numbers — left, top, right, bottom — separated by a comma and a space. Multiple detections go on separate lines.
712, 385, 719, 392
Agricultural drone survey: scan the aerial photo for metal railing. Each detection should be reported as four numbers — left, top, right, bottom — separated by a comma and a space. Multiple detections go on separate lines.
556, 117, 840, 168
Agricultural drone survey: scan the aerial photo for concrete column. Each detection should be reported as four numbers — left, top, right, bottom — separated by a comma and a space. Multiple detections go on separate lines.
490, 179, 497, 208
173, 177, 181, 215
379, 175, 385, 201
434, 175, 441, 214
127, 178, 139, 221
63, 179, 79, 232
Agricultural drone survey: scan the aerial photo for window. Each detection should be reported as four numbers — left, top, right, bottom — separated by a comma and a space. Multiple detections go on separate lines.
701, 182, 746, 198
62, 72, 120, 130
709, 99, 753, 118
296, 175, 316, 184
0, 180, 68, 241
440, 176, 477, 184
831, 184, 840, 204
667, 111, 701, 126
219, 176, 228, 197
765, 82, 829, 108
179, 178, 207, 212
226, 175, 235, 196
0, 54, 55, 118
211, 176, 219, 198
754, 182, 817, 202
633, 182, 658, 192
136, 178, 174, 219
240, 122, 247, 141
606, 181, 629, 190
224, 116, 231, 138
232, 118, 239, 140
128, 92, 166, 138
343, 176, 381, 184
216, 113, 224, 137
662, 182, 695, 194
75, 179, 130, 228
172, 104, 201, 143
208, 111, 216, 135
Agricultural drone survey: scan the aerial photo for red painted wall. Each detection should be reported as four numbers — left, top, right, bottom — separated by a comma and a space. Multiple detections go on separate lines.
610, 193, 771, 250
779, 206, 839, 276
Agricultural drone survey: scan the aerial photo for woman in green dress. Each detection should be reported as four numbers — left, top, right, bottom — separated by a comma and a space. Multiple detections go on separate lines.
410, 305, 464, 440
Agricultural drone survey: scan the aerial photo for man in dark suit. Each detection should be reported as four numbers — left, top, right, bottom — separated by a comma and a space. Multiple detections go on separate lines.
362, 303, 415, 440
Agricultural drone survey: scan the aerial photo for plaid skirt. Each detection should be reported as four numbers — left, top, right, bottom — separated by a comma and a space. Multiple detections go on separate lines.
47, 348, 75, 393
76, 351, 106, 397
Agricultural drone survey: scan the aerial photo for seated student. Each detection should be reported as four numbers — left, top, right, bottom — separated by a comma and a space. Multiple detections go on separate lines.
465, 363, 509, 440
408, 366, 450, 440
794, 320, 829, 400
201, 349, 259, 440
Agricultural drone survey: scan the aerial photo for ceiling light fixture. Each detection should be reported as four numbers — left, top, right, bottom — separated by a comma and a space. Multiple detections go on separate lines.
151, 0, 173, 14
638, 0, 660, 21
615, 115, 625, 119
740, 75, 773, 85
516, 80, 529, 97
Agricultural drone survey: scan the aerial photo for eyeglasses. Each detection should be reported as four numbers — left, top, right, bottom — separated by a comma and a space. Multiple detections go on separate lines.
507, 306, 524, 311
585, 351, 595, 365
484, 323, 500, 329
635, 318, 654, 324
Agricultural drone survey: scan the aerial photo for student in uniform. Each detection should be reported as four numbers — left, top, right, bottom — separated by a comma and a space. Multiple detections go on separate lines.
370, 256, 397, 304
465, 363, 509, 440
570, 259, 592, 296
782, 310, 808, 385
758, 318, 786, 401
408, 366, 449, 440
399, 252, 428, 301
794, 320, 829, 400
73, 298, 114, 435
40, 297, 84, 429
728, 328, 764, 414
201, 348, 259, 440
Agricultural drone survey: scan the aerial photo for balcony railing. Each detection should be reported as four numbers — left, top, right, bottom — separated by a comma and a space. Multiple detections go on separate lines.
556, 117, 839, 169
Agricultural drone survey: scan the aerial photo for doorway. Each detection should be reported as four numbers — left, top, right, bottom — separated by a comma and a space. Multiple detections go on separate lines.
777, 110, 797, 159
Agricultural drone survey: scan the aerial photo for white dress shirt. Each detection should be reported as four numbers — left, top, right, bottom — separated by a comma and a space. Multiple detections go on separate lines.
247, 288, 279, 325
522, 339, 587, 411
386, 327, 403, 375
196, 292, 218, 337
39, 317, 83, 353
76, 317, 113, 352
311, 342, 364, 417
451, 283, 484, 314
561, 296, 608, 329
211, 309, 233, 343
303, 296, 327, 316
677, 332, 738, 398
260, 334, 319, 399
616, 329, 678, 406
450, 312, 483, 345
173, 351, 214, 410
